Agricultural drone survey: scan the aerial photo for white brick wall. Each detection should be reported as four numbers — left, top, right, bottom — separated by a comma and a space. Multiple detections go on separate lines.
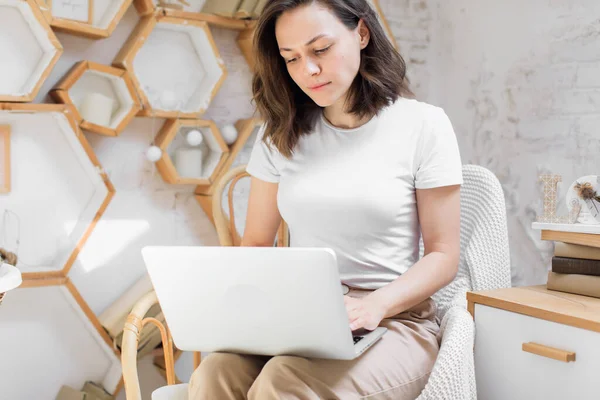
378, 0, 434, 99
404, 0, 600, 285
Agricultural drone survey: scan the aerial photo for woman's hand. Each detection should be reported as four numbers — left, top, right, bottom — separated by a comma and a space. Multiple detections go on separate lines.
344, 295, 387, 332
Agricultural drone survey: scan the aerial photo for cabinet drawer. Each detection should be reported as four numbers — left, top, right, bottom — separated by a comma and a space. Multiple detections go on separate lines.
474, 304, 600, 400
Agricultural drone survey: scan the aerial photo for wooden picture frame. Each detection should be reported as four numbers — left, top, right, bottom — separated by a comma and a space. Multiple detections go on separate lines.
48, 0, 93, 24
0, 125, 10, 194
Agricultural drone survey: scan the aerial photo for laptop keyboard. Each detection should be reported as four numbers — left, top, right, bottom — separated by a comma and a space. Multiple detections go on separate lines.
353, 336, 364, 344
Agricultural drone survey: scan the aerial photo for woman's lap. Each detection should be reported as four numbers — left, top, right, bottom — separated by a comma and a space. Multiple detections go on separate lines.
189, 297, 440, 400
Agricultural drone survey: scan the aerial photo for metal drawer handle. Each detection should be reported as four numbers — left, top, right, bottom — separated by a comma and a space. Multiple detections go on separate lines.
522, 342, 576, 363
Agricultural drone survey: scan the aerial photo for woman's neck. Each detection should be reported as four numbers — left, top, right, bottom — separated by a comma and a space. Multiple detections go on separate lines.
322, 96, 371, 130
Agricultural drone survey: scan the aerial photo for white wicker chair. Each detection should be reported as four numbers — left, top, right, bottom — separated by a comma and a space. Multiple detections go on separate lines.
417, 164, 512, 400
122, 164, 511, 399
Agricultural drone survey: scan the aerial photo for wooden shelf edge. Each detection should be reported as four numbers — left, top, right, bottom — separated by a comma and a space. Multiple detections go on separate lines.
467, 288, 600, 334
160, 9, 255, 31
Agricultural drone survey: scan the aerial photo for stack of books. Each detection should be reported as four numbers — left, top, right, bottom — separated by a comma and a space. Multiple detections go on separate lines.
201, 0, 269, 19
56, 381, 113, 400
547, 240, 600, 298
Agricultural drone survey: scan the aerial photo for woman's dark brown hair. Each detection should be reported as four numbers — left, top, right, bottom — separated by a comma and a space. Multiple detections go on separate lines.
252, 0, 411, 158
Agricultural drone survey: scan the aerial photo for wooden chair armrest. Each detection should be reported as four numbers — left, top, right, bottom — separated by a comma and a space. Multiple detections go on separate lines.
122, 290, 176, 400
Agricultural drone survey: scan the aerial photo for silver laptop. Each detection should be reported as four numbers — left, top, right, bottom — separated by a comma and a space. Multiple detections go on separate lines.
141, 246, 387, 360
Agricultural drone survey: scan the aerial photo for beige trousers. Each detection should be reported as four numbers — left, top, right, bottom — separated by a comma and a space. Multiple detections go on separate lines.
188, 289, 440, 400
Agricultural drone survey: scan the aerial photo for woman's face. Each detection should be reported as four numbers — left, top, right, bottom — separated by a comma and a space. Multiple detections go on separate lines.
275, 2, 369, 108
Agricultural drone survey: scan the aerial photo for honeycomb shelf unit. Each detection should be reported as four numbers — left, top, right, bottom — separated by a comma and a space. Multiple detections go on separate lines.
34, 0, 132, 39
0, 103, 114, 280
195, 117, 263, 229
154, 118, 230, 186
0, 0, 62, 102
195, 116, 262, 196
113, 13, 227, 119
2, 277, 123, 397
50, 61, 141, 136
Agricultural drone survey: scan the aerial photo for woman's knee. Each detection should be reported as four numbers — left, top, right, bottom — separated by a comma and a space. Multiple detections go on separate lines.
189, 353, 252, 395
249, 356, 315, 399
191, 353, 237, 379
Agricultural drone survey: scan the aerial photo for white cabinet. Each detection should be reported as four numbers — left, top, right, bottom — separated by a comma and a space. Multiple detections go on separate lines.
468, 285, 600, 400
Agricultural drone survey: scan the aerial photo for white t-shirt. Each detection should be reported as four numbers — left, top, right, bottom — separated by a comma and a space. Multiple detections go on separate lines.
246, 97, 463, 289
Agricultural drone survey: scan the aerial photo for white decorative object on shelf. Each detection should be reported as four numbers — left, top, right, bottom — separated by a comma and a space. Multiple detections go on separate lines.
566, 175, 600, 225
146, 145, 162, 162
186, 129, 204, 147
221, 124, 238, 145
50, 61, 141, 136
79, 92, 115, 127
174, 147, 203, 178
536, 174, 580, 224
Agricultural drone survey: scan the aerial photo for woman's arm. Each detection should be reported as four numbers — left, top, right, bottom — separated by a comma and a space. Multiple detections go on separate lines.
240, 177, 283, 247
347, 184, 461, 330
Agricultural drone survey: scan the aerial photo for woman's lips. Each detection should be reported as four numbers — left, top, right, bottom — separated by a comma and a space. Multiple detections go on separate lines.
309, 82, 331, 90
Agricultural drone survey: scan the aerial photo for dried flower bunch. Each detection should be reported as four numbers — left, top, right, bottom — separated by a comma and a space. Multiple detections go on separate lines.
575, 181, 600, 202
0, 247, 17, 266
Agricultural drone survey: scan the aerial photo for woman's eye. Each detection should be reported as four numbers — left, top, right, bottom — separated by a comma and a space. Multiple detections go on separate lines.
315, 46, 331, 54
286, 58, 298, 64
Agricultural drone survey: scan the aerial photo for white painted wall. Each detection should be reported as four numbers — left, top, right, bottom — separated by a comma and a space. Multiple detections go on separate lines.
2, 0, 599, 397
428, 0, 600, 285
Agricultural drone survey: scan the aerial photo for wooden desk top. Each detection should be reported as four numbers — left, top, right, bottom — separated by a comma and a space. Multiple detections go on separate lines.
467, 285, 600, 333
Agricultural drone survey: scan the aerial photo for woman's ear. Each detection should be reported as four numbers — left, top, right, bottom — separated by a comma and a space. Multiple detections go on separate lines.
357, 19, 371, 49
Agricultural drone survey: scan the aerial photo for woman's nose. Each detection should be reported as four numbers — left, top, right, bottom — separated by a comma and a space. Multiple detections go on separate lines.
304, 58, 320, 76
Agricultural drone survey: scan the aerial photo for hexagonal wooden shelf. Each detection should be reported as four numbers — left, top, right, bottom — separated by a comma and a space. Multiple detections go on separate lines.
195, 116, 263, 196
34, 0, 132, 39
0, 0, 62, 102
9, 277, 123, 396
154, 118, 230, 186
194, 117, 263, 229
50, 61, 141, 136
113, 13, 227, 119
0, 103, 115, 280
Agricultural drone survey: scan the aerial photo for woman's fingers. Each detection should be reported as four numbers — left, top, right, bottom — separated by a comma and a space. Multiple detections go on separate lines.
350, 317, 365, 331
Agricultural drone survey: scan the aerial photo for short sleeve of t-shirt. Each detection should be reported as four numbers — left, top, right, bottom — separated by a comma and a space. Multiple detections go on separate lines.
245, 124, 281, 183
414, 106, 463, 189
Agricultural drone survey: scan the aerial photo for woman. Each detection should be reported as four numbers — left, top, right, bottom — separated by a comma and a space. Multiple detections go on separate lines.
189, 0, 462, 398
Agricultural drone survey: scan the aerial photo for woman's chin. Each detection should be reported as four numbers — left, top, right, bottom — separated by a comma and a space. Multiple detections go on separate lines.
307, 94, 337, 108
